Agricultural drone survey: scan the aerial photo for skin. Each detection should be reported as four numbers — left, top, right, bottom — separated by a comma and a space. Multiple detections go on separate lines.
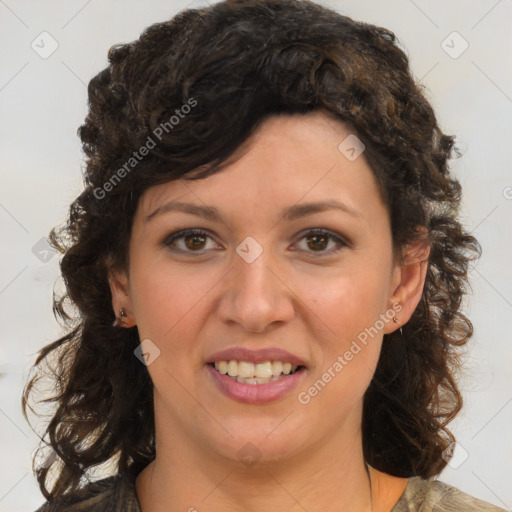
110, 111, 429, 512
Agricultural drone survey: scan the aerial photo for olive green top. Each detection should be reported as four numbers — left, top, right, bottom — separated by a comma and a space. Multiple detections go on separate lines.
35, 466, 507, 512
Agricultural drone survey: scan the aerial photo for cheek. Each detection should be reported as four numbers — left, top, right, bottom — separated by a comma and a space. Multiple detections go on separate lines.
299, 263, 391, 340
129, 257, 224, 344
293, 262, 390, 394
127, 253, 175, 332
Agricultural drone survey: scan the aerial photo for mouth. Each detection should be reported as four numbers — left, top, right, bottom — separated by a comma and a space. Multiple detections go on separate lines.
207, 360, 305, 385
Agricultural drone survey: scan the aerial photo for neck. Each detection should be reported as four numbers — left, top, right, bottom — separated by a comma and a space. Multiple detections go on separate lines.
137, 457, 371, 512
135, 417, 407, 512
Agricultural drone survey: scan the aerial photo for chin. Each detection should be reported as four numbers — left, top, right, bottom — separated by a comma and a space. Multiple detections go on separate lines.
205, 416, 309, 468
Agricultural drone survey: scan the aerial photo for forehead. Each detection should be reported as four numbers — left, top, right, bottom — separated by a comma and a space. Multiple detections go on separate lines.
137, 111, 386, 226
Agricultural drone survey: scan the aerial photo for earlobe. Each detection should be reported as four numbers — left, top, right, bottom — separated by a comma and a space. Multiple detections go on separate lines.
108, 268, 136, 328
385, 237, 430, 334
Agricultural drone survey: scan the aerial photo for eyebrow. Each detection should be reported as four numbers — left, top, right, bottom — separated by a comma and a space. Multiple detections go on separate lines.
144, 199, 362, 223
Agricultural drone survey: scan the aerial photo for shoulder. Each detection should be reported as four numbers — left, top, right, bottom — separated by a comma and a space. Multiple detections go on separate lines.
34, 471, 141, 512
392, 476, 507, 512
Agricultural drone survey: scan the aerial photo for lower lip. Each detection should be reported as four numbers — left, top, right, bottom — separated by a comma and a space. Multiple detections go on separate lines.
205, 364, 306, 404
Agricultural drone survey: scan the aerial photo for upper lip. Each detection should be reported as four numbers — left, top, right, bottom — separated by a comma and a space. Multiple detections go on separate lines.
206, 347, 306, 367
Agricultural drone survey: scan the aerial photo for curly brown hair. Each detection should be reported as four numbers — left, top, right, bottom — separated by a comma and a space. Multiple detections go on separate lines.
22, 0, 481, 501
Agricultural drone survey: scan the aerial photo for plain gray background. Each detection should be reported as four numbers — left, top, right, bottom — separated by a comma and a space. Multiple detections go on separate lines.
1, 0, 511, 510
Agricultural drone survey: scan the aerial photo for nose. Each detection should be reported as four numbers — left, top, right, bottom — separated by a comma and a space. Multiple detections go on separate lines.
217, 245, 295, 333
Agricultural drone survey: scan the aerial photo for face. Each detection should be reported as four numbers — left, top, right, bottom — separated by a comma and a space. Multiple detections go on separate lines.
110, 111, 426, 468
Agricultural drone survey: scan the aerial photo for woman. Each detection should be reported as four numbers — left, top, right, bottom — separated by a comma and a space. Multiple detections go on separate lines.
23, 0, 504, 510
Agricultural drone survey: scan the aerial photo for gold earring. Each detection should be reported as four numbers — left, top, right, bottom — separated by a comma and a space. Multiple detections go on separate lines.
393, 309, 403, 336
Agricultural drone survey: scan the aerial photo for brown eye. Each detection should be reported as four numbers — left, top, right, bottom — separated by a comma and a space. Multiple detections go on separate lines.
163, 229, 219, 253
184, 233, 207, 250
306, 233, 330, 251
294, 229, 348, 255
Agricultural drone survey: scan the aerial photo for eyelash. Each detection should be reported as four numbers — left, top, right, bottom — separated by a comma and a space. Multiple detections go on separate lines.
162, 228, 349, 256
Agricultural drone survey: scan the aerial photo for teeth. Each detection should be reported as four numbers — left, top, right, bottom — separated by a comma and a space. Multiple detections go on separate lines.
271, 361, 283, 376
236, 376, 276, 384
227, 360, 238, 377
239, 361, 254, 378
255, 362, 273, 378
217, 361, 228, 374
212, 360, 299, 381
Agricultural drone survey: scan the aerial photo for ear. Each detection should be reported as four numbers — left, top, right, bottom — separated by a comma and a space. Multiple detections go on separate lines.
108, 267, 136, 328
384, 234, 430, 334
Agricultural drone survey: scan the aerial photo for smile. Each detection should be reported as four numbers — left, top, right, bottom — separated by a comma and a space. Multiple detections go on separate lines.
209, 360, 301, 384
206, 362, 306, 404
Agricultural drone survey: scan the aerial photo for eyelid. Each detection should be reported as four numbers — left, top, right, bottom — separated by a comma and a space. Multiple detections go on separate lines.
162, 228, 221, 251
291, 228, 351, 254
162, 227, 350, 255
